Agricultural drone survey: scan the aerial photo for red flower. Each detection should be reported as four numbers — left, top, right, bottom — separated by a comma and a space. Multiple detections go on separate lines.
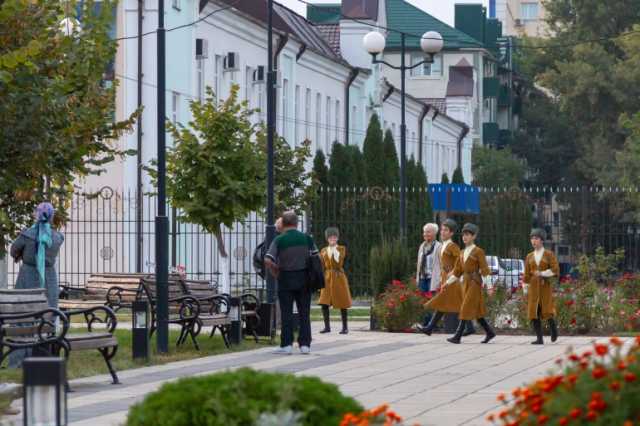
582, 351, 593, 359
624, 372, 637, 383
618, 361, 627, 371
610, 337, 623, 346
568, 354, 579, 362
594, 344, 608, 357
565, 299, 575, 306
570, 318, 577, 325
391, 280, 404, 288
538, 415, 549, 425
610, 381, 621, 391
569, 408, 581, 419
592, 367, 607, 379
559, 418, 569, 426
399, 295, 407, 302
586, 411, 598, 421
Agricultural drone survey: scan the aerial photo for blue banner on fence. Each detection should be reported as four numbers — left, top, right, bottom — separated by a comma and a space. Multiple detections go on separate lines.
428, 184, 480, 214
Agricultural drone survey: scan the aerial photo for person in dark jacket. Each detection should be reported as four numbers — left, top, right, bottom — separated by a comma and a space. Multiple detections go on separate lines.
265, 211, 317, 355
8, 202, 64, 367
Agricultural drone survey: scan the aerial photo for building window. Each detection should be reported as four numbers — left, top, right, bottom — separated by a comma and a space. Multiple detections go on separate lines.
196, 58, 205, 102
294, 85, 300, 145
305, 88, 311, 139
410, 53, 443, 77
282, 78, 289, 140
316, 93, 322, 150
335, 99, 340, 143
325, 96, 331, 152
171, 91, 179, 124
214, 55, 221, 100
521, 2, 539, 20
172, 0, 181, 10
257, 83, 265, 120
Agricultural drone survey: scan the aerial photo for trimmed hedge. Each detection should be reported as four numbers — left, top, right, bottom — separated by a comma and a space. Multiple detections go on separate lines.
126, 368, 362, 426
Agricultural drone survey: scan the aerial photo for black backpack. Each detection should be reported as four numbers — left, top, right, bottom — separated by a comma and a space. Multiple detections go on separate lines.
253, 241, 267, 279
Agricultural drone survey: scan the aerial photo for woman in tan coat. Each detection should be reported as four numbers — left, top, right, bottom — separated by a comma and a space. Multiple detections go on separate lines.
443, 223, 496, 344
524, 228, 560, 344
318, 227, 352, 334
421, 219, 475, 336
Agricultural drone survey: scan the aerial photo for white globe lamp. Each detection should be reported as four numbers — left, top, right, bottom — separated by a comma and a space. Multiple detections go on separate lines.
420, 31, 444, 56
363, 31, 386, 56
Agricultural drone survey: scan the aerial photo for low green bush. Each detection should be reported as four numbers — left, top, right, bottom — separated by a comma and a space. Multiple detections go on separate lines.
125, 368, 363, 426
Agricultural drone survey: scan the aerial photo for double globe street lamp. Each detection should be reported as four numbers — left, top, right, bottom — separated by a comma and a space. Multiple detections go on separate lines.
363, 30, 444, 238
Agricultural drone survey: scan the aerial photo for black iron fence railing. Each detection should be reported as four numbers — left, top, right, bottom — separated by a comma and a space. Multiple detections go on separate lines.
5, 186, 640, 298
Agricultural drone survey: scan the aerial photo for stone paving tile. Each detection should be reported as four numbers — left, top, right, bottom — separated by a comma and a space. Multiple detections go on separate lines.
2, 325, 631, 426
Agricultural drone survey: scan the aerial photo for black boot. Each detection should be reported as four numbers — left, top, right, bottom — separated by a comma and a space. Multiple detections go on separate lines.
447, 320, 467, 344
477, 318, 496, 344
548, 318, 558, 343
531, 319, 543, 345
320, 305, 331, 333
463, 320, 476, 337
340, 309, 348, 334
418, 311, 443, 336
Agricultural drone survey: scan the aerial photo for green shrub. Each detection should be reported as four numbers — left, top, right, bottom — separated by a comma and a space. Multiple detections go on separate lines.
372, 279, 429, 332
369, 238, 413, 297
125, 368, 362, 426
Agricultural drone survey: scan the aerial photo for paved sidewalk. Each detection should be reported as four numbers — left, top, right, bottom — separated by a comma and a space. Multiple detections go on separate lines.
5, 323, 626, 426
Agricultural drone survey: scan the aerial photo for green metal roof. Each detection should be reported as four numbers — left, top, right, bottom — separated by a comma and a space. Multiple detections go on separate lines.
306, 3, 341, 24
385, 0, 484, 51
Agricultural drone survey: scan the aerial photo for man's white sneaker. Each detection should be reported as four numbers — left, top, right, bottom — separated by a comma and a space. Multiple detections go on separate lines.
273, 345, 292, 355
300, 346, 311, 355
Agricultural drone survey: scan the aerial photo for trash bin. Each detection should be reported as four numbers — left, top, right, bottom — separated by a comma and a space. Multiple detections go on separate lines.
443, 313, 459, 333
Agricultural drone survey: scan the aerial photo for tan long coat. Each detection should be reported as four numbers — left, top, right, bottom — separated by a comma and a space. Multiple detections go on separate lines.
524, 249, 560, 320
453, 246, 490, 320
424, 241, 463, 313
318, 245, 352, 309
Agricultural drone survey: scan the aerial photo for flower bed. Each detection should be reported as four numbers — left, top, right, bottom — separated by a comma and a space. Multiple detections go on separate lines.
487, 337, 640, 425
372, 279, 432, 332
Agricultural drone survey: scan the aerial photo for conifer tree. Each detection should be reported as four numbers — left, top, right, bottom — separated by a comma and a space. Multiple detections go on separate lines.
383, 129, 400, 187
452, 167, 465, 184
362, 114, 385, 187
312, 149, 329, 187
441, 173, 450, 184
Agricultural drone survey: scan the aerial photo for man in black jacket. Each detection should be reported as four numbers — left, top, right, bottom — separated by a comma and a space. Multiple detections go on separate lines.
265, 211, 317, 355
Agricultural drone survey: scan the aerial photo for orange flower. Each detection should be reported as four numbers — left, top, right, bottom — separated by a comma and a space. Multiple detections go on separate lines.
635, 335, 640, 346
624, 372, 637, 383
497, 393, 507, 402
559, 417, 569, 426
610, 336, 623, 346
486, 414, 495, 422
623, 421, 633, 426
594, 344, 608, 356
610, 381, 621, 391
512, 388, 522, 398
592, 367, 607, 379
567, 374, 578, 385
569, 408, 581, 419
499, 410, 509, 419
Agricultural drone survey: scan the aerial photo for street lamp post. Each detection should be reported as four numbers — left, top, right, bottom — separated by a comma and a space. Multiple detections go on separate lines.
363, 30, 444, 238
265, 0, 276, 304
155, 0, 169, 353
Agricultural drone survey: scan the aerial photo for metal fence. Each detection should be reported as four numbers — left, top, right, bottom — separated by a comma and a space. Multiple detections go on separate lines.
6, 186, 640, 297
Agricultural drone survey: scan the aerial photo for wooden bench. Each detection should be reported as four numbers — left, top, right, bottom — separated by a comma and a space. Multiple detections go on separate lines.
181, 280, 231, 348
59, 273, 149, 311
137, 277, 201, 348
0, 289, 120, 384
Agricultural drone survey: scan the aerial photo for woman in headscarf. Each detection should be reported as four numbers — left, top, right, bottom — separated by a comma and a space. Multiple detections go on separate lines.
318, 227, 352, 334
10, 202, 65, 308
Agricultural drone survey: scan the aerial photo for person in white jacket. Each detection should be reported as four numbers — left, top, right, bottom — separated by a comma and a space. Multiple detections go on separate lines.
416, 223, 441, 327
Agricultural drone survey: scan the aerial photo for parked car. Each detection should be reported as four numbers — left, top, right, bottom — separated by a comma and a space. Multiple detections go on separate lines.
499, 258, 525, 289
485, 256, 524, 289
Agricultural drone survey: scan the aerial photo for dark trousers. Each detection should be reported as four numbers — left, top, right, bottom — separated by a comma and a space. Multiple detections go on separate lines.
278, 271, 312, 348
419, 277, 432, 326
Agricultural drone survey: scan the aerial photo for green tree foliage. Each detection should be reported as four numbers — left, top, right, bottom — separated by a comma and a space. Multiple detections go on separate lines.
0, 0, 137, 251
369, 238, 413, 297
165, 86, 263, 258
257, 136, 313, 216
615, 111, 640, 219
451, 167, 465, 184
327, 142, 351, 187
382, 129, 400, 187
471, 145, 525, 188
362, 113, 385, 187
441, 173, 450, 184
311, 149, 329, 187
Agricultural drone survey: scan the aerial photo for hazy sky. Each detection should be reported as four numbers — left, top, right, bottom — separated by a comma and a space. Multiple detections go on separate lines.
277, 0, 490, 26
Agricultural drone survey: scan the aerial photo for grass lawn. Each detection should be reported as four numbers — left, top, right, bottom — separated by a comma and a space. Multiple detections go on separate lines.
0, 328, 271, 385
310, 307, 370, 322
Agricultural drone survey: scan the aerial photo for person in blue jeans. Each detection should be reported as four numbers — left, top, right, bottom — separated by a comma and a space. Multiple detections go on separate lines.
416, 223, 441, 327
265, 211, 318, 355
